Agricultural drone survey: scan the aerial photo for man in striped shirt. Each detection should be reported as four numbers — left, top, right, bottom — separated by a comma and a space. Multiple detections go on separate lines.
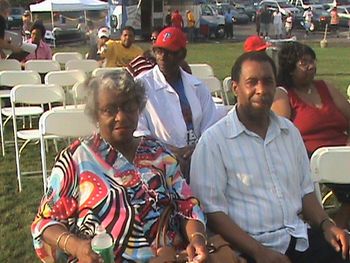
190, 52, 350, 263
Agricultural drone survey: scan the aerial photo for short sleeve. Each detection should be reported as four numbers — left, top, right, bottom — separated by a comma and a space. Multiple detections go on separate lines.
190, 130, 229, 214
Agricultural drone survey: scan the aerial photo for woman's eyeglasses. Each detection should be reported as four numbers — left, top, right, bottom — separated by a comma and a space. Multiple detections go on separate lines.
99, 100, 139, 117
150, 36, 157, 41
297, 59, 316, 71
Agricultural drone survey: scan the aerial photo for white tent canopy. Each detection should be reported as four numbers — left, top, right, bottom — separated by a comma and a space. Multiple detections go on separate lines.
29, 0, 108, 12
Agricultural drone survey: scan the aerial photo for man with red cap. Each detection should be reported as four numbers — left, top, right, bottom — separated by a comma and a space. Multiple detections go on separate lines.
135, 27, 219, 181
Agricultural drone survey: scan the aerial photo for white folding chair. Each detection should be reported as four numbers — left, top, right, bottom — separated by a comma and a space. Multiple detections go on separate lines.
24, 60, 61, 74
0, 70, 41, 155
45, 70, 86, 105
53, 52, 83, 65
91, 67, 124, 77
222, 76, 235, 106
189, 63, 215, 79
40, 109, 96, 192
65, 59, 99, 74
0, 59, 22, 71
10, 84, 65, 192
347, 84, 350, 102
310, 146, 350, 206
200, 76, 226, 104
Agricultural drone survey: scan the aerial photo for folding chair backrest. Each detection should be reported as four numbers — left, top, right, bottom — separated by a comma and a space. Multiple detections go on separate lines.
223, 76, 232, 93
24, 60, 61, 74
40, 109, 95, 137
45, 70, 86, 87
347, 84, 350, 101
65, 59, 99, 73
0, 59, 22, 71
53, 52, 83, 65
91, 67, 124, 77
11, 84, 65, 105
0, 70, 41, 87
310, 146, 350, 204
72, 80, 88, 105
189, 63, 215, 79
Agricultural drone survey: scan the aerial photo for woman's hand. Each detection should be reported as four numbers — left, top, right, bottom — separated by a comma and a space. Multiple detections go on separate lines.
74, 239, 103, 263
186, 235, 208, 263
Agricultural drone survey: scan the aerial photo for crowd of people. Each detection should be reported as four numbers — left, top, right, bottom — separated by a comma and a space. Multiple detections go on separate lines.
29, 28, 349, 263
0, 0, 349, 262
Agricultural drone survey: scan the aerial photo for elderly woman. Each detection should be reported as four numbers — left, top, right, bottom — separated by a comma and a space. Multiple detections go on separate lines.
272, 42, 350, 229
31, 70, 208, 262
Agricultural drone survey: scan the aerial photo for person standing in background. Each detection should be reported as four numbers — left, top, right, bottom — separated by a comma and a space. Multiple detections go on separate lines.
171, 10, 184, 29
272, 9, 283, 39
186, 9, 195, 42
303, 7, 313, 37
21, 10, 32, 41
0, 0, 21, 58
260, 5, 271, 37
285, 13, 293, 38
224, 8, 234, 39
255, 8, 262, 36
165, 9, 172, 27
330, 7, 340, 38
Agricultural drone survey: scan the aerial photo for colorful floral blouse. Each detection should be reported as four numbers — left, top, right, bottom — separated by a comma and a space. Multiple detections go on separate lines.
31, 134, 205, 263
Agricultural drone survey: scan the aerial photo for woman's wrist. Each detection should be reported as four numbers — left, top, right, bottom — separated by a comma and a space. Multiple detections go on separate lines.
189, 232, 207, 245
319, 217, 336, 232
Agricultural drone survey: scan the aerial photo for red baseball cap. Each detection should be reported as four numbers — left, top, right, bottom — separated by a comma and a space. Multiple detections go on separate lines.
244, 35, 268, 52
153, 27, 187, 52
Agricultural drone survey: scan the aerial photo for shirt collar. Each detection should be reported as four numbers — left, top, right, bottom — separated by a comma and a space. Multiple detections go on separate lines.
153, 65, 201, 91
225, 105, 289, 139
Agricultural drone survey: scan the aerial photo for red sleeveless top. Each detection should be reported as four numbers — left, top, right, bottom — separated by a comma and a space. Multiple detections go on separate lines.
288, 80, 348, 154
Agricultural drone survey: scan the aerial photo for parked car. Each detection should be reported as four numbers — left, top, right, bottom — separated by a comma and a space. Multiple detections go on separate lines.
200, 4, 226, 38
295, 6, 330, 29
7, 7, 24, 29
259, 0, 302, 16
289, 0, 324, 10
214, 3, 251, 23
328, 5, 350, 27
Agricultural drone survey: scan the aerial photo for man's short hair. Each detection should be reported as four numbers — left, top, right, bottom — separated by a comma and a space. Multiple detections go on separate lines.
0, 0, 10, 12
231, 52, 276, 82
122, 26, 135, 35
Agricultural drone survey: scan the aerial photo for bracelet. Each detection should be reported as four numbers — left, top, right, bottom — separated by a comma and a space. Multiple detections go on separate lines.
319, 217, 336, 231
63, 233, 74, 254
56, 232, 69, 249
190, 232, 207, 245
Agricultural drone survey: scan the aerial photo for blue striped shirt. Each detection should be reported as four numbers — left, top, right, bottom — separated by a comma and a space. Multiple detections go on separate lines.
190, 107, 314, 254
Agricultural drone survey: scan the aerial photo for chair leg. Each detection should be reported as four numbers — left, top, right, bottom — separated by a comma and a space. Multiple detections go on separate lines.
12, 120, 22, 192
0, 109, 4, 156
40, 135, 48, 193
19, 139, 32, 156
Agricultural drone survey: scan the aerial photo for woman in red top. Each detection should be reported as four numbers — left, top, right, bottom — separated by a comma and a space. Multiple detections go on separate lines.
272, 42, 350, 229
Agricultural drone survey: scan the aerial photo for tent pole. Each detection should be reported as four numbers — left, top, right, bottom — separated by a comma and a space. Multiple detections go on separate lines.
50, 6, 55, 47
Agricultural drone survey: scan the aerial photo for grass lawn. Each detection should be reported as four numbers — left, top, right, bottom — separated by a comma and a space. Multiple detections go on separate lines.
0, 41, 348, 262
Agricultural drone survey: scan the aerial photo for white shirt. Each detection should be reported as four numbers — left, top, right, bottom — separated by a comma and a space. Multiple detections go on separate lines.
303, 10, 313, 23
135, 65, 219, 148
273, 11, 282, 25
190, 107, 314, 254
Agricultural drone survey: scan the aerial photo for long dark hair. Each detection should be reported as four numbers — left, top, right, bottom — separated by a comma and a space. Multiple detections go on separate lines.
277, 42, 316, 89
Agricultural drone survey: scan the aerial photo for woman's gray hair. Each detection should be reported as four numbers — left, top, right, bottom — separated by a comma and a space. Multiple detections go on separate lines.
84, 69, 146, 122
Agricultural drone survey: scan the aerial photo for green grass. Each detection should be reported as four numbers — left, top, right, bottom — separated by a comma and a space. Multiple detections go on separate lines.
0, 41, 348, 262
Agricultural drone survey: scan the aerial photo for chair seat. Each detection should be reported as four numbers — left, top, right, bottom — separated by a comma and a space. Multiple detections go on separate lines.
212, 96, 223, 104
2, 106, 43, 117
0, 90, 10, 98
17, 129, 58, 140
53, 104, 85, 110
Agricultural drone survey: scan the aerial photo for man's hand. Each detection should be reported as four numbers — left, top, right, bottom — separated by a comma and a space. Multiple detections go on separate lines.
74, 239, 103, 263
253, 246, 291, 263
323, 222, 350, 260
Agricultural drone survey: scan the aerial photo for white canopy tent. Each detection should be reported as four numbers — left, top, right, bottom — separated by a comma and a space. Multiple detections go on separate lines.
30, 0, 108, 46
